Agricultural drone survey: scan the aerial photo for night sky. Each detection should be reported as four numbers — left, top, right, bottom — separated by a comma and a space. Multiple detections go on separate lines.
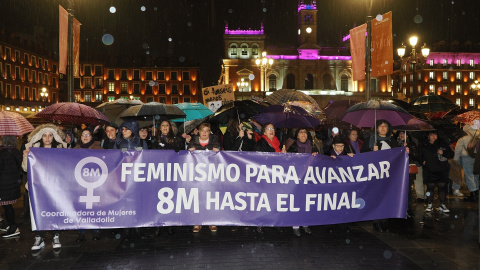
1, 0, 479, 86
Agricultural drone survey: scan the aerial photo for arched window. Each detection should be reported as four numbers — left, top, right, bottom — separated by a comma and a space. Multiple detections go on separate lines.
241, 44, 248, 56
341, 74, 349, 91
286, 74, 295, 89
230, 44, 237, 56
323, 74, 332, 89
252, 44, 259, 56
268, 74, 277, 91
304, 74, 314, 89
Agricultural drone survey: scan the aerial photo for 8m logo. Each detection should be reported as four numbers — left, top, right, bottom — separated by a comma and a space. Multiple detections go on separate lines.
75, 157, 109, 209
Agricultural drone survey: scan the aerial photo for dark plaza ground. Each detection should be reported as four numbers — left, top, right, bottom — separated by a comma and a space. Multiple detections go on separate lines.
0, 192, 479, 270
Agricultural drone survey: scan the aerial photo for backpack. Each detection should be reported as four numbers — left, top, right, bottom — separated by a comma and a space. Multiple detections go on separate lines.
466, 131, 479, 158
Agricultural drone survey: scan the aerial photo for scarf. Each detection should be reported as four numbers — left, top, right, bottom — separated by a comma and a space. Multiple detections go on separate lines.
368, 134, 391, 149
262, 134, 281, 152
296, 139, 312, 153
80, 140, 95, 149
349, 140, 360, 154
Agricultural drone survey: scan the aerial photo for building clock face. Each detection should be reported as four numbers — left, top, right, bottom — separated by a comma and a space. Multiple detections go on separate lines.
306, 27, 312, 34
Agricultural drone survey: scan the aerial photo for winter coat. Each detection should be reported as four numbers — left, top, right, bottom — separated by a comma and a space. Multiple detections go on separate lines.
361, 136, 399, 152
101, 139, 116, 149
0, 147, 22, 202
74, 141, 103, 150
152, 136, 182, 152
223, 130, 255, 151
418, 138, 454, 175
345, 139, 363, 154
287, 139, 319, 154
114, 120, 148, 150
254, 137, 283, 152
187, 134, 221, 150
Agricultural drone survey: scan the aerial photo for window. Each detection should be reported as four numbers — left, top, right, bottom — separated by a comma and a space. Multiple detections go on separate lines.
470, 59, 475, 67
182, 71, 190, 81
6, 84, 11, 98
443, 71, 448, 80
183, 84, 191, 95
402, 76, 406, 83
32, 70, 36, 83
15, 85, 20, 99
121, 82, 128, 93
84, 92, 92, 102
44, 60, 48, 70
133, 70, 140, 80
443, 84, 448, 92
108, 82, 115, 92
24, 53, 29, 65
172, 97, 179, 104
15, 66, 20, 79
418, 72, 421, 81
74, 92, 81, 102
108, 96, 115, 102
158, 84, 166, 94
38, 72, 42, 83
171, 84, 178, 94
157, 71, 165, 80
52, 92, 56, 103
241, 44, 248, 55
15, 50, 20, 62
183, 97, 191, 103
74, 78, 81, 89
470, 72, 475, 80
84, 77, 92, 88
95, 91, 103, 102
0, 82, 3, 97
84, 65, 92, 76
403, 87, 406, 96
456, 84, 461, 93
456, 72, 461, 80
469, 98, 475, 107
146, 71, 152, 80
171, 71, 178, 81
32, 56, 36, 67
31, 88, 36, 100
94, 65, 103, 76
457, 59, 461, 67
95, 78, 103, 88
44, 74, 48, 85
252, 44, 259, 56
121, 69, 127, 80
6, 64, 11, 78
269, 74, 277, 91
443, 59, 447, 66
456, 98, 461, 106
146, 84, 152, 94
429, 84, 434, 92
24, 68, 29, 82
417, 85, 421, 95
410, 74, 413, 82
429, 59, 434, 66
429, 71, 434, 80
6, 47, 11, 60
230, 44, 237, 56
133, 83, 140, 94
159, 97, 166, 103
52, 77, 56, 87
108, 69, 115, 80
38, 58, 42, 68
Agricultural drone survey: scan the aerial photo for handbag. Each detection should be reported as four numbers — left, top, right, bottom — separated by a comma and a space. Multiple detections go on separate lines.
409, 164, 418, 174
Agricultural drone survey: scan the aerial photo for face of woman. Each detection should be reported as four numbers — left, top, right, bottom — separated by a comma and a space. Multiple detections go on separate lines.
42, 132, 53, 147
139, 128, 148, 139
65, 134, 72, 143
199, 127, 210, 141
81, 131, 92, 144
122, 127, 133, 139
160, 121, 170, 135
349, 130, 358, 141
297, 129, 308, 143
264, 124, 275, 140
377, 123, 389, 137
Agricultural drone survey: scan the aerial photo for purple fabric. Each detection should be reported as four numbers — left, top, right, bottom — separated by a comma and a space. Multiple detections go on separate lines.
27, 147, 409, 230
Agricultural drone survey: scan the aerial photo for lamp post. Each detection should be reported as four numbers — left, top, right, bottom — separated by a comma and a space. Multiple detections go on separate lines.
255, 51, 274, 94
40, 87, 49, 109
236, 78, 248, 92
471, 80, 480, 91
397, 36, 430, 99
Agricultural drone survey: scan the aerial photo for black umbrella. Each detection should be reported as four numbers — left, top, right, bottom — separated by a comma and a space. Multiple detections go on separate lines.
409, 94, 459, 114
209, 100, 266, 125
119, 102, 185, 120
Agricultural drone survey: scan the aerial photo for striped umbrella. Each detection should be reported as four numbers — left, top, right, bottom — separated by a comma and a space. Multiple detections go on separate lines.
0, 111, 34, 136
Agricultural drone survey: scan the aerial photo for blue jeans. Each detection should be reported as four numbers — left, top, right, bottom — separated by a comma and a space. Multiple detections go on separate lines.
461, 156, 479, 192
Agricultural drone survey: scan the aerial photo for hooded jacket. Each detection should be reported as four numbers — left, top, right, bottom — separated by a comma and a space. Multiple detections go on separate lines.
114, 119, 148, 150
22, 124, 67, 171
454, 125, 480, 161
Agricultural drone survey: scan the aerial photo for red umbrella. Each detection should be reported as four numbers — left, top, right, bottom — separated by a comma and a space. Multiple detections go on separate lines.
0, 111, 34, 136
36, 102, 110, 125
452, 111, 480, 125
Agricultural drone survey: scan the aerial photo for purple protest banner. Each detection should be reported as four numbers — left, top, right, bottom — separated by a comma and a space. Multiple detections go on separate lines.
28, 148, 409, 230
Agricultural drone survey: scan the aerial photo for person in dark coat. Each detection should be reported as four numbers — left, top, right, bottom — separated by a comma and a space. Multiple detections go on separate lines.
418, 130, 454, 213
0, 135, 22, 238
254, 123, 286, 153
153, 120, 181, 151
101, 123, 118, 149
223, 118, 255, 151
327, 136, 354, 158
361, 119, 400, 232
114, 119, 148, 150
344, 128, 363, 154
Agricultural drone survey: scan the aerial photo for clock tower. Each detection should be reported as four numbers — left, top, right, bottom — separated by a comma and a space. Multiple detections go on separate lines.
298, 0, 317, 46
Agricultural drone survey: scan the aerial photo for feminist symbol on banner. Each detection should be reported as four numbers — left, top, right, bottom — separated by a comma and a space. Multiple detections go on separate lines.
74, 157, 109, 209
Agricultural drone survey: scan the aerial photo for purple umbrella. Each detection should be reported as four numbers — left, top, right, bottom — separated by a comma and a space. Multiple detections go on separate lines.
252, 104, 321, 128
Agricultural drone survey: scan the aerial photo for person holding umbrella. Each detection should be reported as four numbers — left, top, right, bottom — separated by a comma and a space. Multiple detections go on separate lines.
361, 119, 400, 232
419, 130, 454, 213
22, 124, 67, 252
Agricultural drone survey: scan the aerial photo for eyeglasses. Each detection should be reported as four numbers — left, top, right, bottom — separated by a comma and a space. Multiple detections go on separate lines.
81, 134, 91, 137
266, 127, 275, 131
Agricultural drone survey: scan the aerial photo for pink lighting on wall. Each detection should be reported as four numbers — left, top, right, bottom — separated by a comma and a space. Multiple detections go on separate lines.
224, 23, 264, 35
298, 1, 317, 12
268, 54, 351, 61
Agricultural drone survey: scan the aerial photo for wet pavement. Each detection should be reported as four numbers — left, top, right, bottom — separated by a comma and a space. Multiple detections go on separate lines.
0, 195, 479, 270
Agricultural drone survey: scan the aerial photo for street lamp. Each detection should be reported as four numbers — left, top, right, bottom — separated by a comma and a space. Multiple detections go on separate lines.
236, 78, 248, 92
471, 80, 480, 91
40, 87, 49, 108
397, 36, 430, 98
255, 51, 274, 93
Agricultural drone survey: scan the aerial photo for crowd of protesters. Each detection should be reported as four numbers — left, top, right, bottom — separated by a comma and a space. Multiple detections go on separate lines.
0, 115, 478, 253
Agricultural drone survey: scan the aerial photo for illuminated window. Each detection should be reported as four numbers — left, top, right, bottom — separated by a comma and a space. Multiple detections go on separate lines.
456, 98, 461, 106
74, 92, 81, 102
410, 74, 413, 82
470, 72, 475, 80
95, 91, 102, 101
470, 59, 475, 67
456, 72, 461, 80
403, 76, 406, 83
230, 44, 237, 56
469, 98, 475, 107
121, 82, 127, 93
95, 78, 103, 88
456, 59, 461, 66
84, 92, 92, 102
456, 84, 461, 93
430, 59, 434, 66
443, 71, 448, 80
429, 84, 434, 92
84, 77, 92, 88
429, 71, 434, 80
108, 96, 115, 102
443, 59, 447, 66
108, 82, 115, 92
443, 84, 448, 92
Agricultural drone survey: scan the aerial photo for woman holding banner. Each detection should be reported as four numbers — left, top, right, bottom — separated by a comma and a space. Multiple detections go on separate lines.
223, 118, 255, 152
361, 119, 400, 233
114, 119, 148, 150
153, 120, 181, 152
188, 122, 221, 233
255, 123, 287, 153
22, 124, 67, 252
287, 128, 319, 237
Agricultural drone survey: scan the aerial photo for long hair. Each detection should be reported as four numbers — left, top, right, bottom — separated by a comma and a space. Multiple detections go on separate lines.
157, 120, 176, 145
227, 118, 241, 136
